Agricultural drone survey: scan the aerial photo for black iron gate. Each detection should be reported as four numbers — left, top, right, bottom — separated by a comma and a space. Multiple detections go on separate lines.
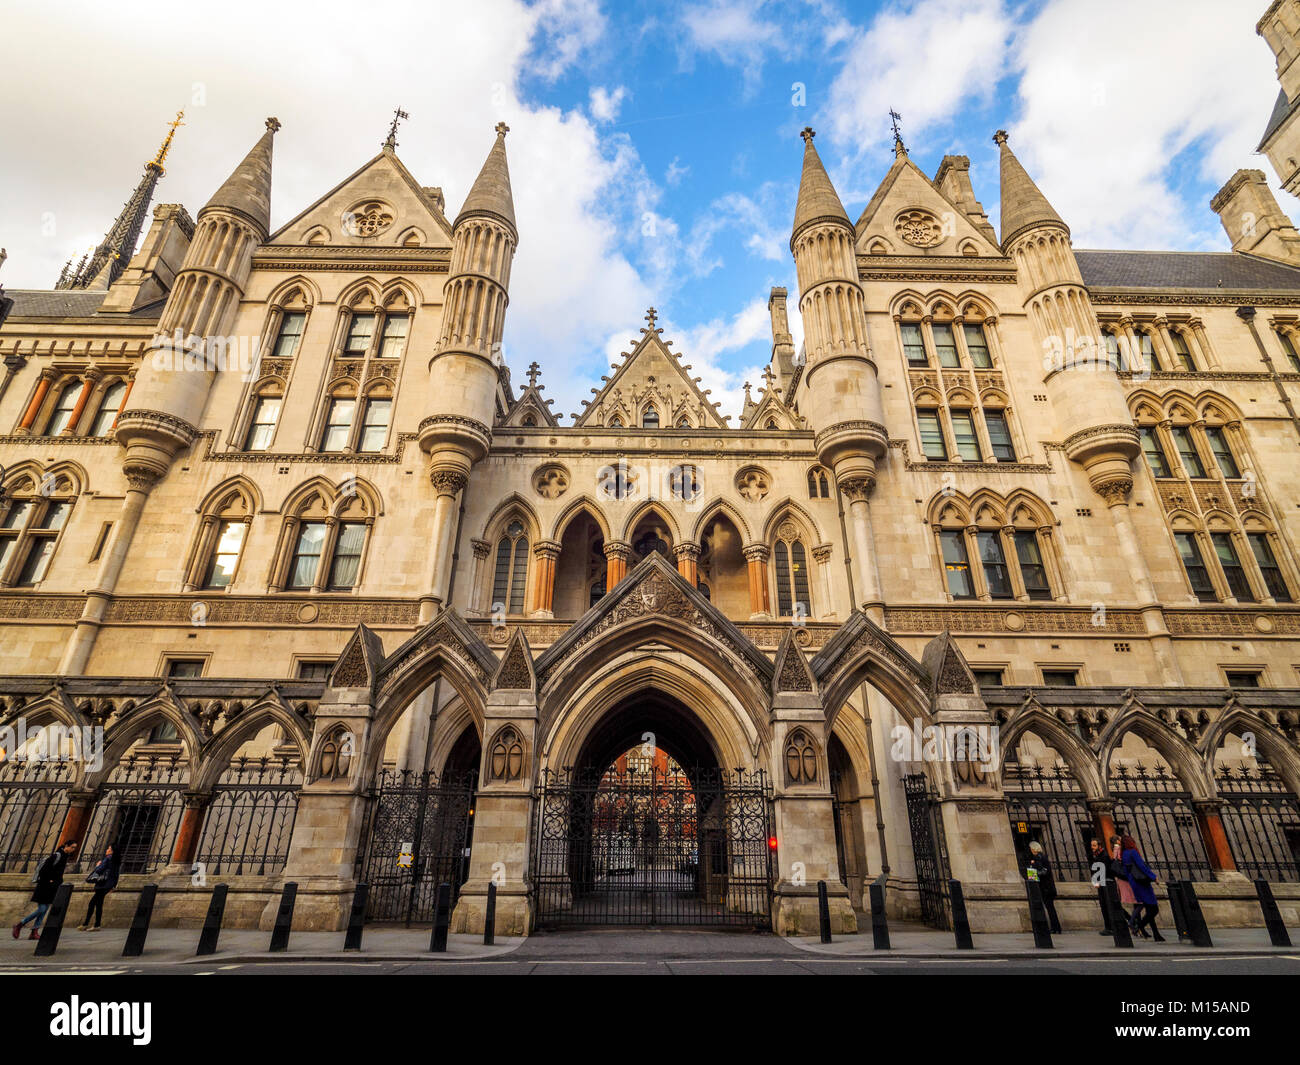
531, 766, 774, 929
358, 769, 476, 924
903, 773, 951, 929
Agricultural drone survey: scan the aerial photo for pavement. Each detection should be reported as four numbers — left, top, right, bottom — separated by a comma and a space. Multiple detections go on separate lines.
0, 920, 1295, 970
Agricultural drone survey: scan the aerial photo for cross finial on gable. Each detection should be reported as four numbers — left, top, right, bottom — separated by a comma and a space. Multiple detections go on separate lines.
760, 365, 775, 390
526, 361, 540, 387
645, 307, 658, 328
800, 127, 815, 144
495, 121, 510, 137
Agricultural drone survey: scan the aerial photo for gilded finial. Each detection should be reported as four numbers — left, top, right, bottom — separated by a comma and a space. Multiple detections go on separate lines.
150, 110, 185, 173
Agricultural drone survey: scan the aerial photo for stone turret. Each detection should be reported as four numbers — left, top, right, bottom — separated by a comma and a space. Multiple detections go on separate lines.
995, 130, 1137, 500
1211, 169, 1300, 264
417, 123, 518, 613
116, 117, 279, 484
789, 128, 886, 609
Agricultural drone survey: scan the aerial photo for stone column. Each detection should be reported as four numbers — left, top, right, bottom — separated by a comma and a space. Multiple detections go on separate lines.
111, 377, 135, 431
61, 369, 101, 436
170, 793, 211, 867
530, 540, 561, 618
1087, 799, 1117, 849
468, 538, 491, 614
1194, 800, 1238, 874
1093, 474, 1182, 684
267, 673, 379, 931
1189, 318, 1216, 370
56, 789, 97, 850
674, 541, 700, 584
451, 687, 538, 937
17, 369, 56, 434
811, 543, 835, 619
743, 543, 771, 619
604, 540, 632, 589
421, 467, 466, 623
840, 476, 881, 614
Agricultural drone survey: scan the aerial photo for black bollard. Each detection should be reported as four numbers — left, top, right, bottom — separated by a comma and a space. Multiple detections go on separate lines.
1104, 879, 1133, 948
344, 883, 368, 951
869, 874, 890, 950
1167, 881, 1190, 942
430, 882, 451, 953
121, 884, 158, 958
817, 880, 832, 944
1095, 884, 1113, 934
33, 883, 73, 958
268, 882, 297, 952
1025, 877, 1054, 948
948, 879, 973, 950
1255, 879, 1292, 948
483, 882, 496, 947
195, 884, 228, 957
1179, 880, 1213, 947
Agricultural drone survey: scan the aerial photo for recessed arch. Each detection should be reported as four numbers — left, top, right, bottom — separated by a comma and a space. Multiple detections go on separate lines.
551, 495, 612, 543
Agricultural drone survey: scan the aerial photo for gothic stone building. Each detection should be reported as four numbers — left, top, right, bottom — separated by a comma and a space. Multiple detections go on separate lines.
3, 12, 1300, 936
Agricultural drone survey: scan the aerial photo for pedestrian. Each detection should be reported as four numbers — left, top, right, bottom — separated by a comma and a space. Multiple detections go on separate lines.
1109, 834, 1137, 931
1088, 837, 1113, 934
1119, 833, 1165, 941
12, 839, 78, 940
77, 844, 120, 932
1026, 840, 1062, 934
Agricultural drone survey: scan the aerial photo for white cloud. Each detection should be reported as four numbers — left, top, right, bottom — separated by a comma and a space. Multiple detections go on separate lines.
827, 0, 1013, 166
1008, 0, 1290, 250
665, 156, 690, 186
680, 0, 785, 94
589, 85, 629, 124
667, 298, 773, 421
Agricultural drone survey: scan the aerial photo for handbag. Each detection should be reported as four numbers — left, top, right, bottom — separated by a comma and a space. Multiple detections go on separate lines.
85, 866, 105, 885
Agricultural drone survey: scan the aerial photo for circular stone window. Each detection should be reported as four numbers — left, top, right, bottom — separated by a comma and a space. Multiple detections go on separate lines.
343, 201, 395, 238
895, 208, 943, 248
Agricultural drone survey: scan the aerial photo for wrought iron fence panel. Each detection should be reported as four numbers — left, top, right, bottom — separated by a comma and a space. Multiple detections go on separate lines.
532, 766, 773, 929
358, 768, 476, 924
195, 756, 303, 877
81, 752, 189, 875
1215, 765, 1300, 882
0, 758, 76, 874
903, 773, 951, 929
1110, 765, 1212, 882
1003, 763, 1095, 882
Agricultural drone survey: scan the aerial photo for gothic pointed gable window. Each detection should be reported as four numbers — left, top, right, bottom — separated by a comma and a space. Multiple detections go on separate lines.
493, 519, 529, 616
1170, 329, 1196, 371
275, 484, 375, 594
0, 473, 75, 587
807, 467, 830, 498
784, 729, 818, 785
245, 390, 282, 451
488, 726, 525, 783
43, 382, 80, 436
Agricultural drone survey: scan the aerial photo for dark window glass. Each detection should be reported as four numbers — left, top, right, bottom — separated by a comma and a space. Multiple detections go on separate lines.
985, 410, 1015, 462
642, 408, 659, 429
775, 541, 792, 617
1277, 329, 1300, 371
272, 312, 306, 357
1170, 330, 1195, 371
166, 659, 204, 679
1014, 531, 1052, 600
1041, 669, 1078, 687
932, 324, 960, 367
978, 530, 1013, 599
918, 412, 947, 460
941, 530, 974, 599
972, 668, 1004, 687
1225, 671, 1262, 689
951, 410, 981, 461
1248, 533, 1291, 602
1204, 427, 1239, 478
1211, 532, 1254, 602
1170, 426, 1205, 477
964, 323, 992, 368
1139, 426, 1172, 477
1175, 532, 1216, 601
327, 522, 365, 590
1136, 329, 1160, 371
901, 323, 927, 365
297, 661, 333, 680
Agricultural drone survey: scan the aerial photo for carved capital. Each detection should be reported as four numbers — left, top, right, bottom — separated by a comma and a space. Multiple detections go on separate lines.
471, 538, 492, 560
429, 468, 468, 496
533, 539, 563, 561
603, 540, 633, 562
838, 475, 875, 502
742, 543, 770, 564
1092, 476, 1133, 506
674, 541, 702, 562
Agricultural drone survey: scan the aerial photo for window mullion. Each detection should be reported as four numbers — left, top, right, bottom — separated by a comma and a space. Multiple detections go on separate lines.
966, 526, 988, 599
315, 517, 340, 593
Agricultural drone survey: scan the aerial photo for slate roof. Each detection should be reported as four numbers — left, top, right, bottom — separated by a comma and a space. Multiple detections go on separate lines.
1260, 87, 1295, 150
1076, 250, 1300, 292
5, 289, 108, 317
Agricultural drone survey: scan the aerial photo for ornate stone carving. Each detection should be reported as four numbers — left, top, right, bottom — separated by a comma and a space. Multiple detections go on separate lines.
487, 725, 525, 783
430, 469, 468, 496
895, 208, 943, 248
494, 630, 534, 690
837, 476, 874, 501
1092, 476, 1133, 506
533, 463, 569, 499
784, 728, 818, 785
735, 466, 770, 501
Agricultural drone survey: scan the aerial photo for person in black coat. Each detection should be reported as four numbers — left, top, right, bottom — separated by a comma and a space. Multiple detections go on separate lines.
77, 844, 121, 931
12, 840, 78, 940
1027, 840, 1063, 934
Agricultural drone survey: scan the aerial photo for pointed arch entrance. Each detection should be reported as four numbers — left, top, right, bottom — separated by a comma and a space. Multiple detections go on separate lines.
531, 687, 774, 929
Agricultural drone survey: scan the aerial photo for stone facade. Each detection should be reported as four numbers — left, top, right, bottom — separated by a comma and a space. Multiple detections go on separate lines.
3, 14, 1300, 935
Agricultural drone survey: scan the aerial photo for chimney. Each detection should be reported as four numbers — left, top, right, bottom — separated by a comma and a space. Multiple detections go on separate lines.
98, 204, 195, 313
769, 287, 797, 388
1210, 169, 1300, 264
934, 155, 997, 245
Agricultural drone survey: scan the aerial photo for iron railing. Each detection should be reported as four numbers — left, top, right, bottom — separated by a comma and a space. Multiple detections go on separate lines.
80, 752, 188, 875
0, 757, 75, 874
1109, 764, 1213, 883
1215, 763, 1300, 882
195, 755, 303, 877
1003, 763, 1095, 882
903, 773, 951, 929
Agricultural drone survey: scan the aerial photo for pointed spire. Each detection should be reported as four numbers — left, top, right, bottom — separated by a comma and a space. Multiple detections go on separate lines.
792, 127, 851, 246
57, 113, 186, 290
455, 122, 516, 239
994, 129, 1068, 249
201, 117, 279, 236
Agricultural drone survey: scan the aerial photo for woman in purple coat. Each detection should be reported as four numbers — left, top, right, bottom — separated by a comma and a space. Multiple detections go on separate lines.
1120, 834, 1165, 941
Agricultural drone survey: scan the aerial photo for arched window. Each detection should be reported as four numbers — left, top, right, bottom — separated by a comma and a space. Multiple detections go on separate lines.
608, 415, 623, 428
1134, 327, 1160, 371
244, 388, 283, 451
765, 418, 778, 430
932, 494, 1058, 602
0, 472, 75, 587
676, 415, 691, 428
773, 525, 811, 618
1275, 328, 1300, 371
807, 467, 830, 498
492, 519, 529, 615
43, 381, 81, 436
189, 486, 253, 592
87, 380, 129, 438
270, 311, 306, 357
521, 413, 537, 427
634, 530, 669, 559
642, 407, 660, 429
1170, 329, 1196, 371
276, 487, 373, 593
917, 408, 947, 461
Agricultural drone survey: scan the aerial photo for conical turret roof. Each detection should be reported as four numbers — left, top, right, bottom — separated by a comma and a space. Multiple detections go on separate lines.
201, 117, 279, 234
995, 130, 1067, 248
455, 123, 516, 238
791, 128, 850, 246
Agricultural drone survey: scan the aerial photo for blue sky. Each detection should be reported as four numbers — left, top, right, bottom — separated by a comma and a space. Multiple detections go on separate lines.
0, 0, 1290, 423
